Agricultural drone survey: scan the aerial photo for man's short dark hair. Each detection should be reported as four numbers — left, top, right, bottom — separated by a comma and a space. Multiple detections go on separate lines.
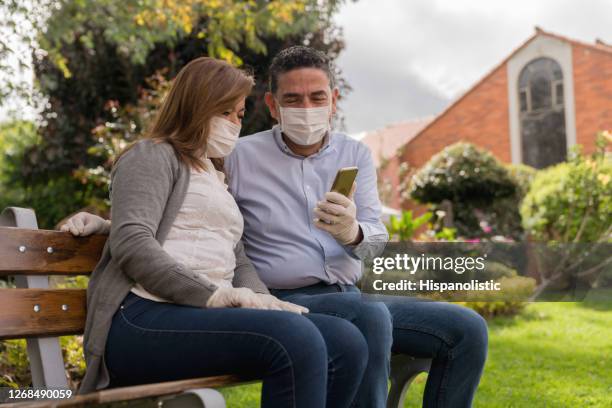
268, 46, 335, 94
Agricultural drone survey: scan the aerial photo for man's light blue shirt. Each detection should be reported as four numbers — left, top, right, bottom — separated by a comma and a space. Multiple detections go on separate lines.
225, 125, 388, 289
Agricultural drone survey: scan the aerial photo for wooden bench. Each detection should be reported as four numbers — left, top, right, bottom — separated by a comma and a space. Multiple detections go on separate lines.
0, 206, 430, 407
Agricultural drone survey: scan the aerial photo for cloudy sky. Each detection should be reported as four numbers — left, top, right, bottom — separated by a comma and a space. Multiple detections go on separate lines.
2, 0, 612, 128
334, 0, 612, 133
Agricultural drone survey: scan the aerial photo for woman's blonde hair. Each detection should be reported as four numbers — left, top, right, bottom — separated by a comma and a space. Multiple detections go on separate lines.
119, 57, 254, 171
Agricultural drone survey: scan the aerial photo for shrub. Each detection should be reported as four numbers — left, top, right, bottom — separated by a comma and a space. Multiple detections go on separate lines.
410, 143, 516, 204
0, 336, 86, 390
0, 340, 31, 388
521, 133, 612, 243
0, 120, 107, 229
386, 210, 432, 241
410, 142, 532, 239
506, 163, 537, 196
418, 276, 536, 318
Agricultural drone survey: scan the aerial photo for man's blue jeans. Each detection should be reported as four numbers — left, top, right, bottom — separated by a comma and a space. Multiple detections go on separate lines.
271, 283, 489, 408
104, 292, 369, 408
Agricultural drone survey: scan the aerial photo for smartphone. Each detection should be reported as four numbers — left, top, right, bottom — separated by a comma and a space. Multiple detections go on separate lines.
330, 167, 358, 197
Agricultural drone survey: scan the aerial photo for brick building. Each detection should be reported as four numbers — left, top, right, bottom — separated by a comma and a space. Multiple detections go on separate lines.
362, 28, 612, 209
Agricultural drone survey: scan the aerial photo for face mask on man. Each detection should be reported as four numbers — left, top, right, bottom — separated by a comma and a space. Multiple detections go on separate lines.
278, 104, 331, 146
206, 116, 241, 158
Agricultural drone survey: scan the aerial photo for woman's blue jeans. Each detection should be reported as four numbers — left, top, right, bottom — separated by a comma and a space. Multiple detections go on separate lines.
271, 283, 489, 408
104, 292, 368, 408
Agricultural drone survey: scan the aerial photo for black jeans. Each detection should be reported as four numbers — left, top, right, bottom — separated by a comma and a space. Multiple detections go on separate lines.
104, 292, 368, 408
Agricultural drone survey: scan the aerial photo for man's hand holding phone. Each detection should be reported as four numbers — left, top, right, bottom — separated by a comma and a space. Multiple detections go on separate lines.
314, 167, 362, 246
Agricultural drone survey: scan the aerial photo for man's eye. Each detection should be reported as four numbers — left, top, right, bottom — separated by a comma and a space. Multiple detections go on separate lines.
222, 112, 231, 116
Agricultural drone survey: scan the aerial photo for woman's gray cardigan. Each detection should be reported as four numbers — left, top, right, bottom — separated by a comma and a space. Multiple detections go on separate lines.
78, 139, 269, 394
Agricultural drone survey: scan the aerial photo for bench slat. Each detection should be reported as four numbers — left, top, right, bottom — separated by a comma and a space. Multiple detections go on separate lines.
0, 289, 86, 339
0, 375, 250, 407
0, 227, 106, 276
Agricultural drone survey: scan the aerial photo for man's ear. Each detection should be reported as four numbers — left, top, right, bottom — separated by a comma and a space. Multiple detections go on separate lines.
264, 92, 279, 122
331, 87, 340, 115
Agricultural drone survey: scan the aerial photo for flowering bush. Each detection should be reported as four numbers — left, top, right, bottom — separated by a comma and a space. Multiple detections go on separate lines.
521, 132, 612, 243
409, 142, 534, 240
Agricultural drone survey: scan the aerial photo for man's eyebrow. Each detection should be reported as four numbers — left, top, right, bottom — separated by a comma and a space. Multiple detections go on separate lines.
310, 90, 328, 97
281, 92, 303, 99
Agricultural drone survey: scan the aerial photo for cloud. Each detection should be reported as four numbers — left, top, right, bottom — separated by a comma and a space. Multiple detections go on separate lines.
335, 0, 612, 132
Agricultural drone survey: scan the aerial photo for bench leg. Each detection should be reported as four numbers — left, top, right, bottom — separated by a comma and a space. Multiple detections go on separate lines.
387, 354, 431, 408
158, 388, 226, 408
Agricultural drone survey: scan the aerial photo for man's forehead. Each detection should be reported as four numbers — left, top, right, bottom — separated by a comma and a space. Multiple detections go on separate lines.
276, 68, 331, 94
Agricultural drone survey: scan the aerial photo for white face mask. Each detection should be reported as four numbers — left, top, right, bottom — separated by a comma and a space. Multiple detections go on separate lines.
206, 116, 241, 158
278, 104, 331, 146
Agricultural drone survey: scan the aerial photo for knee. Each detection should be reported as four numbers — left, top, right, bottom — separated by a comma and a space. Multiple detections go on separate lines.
333, 319, 369, 373
457, 307, 489, 366
358, 302, 394, 351
273, 313, 328, 369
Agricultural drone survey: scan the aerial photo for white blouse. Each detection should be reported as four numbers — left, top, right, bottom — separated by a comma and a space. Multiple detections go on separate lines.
131, 159, 243, 302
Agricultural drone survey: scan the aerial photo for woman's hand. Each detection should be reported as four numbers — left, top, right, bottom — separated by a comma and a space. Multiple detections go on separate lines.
207, 287, 309, 314
257, 294, 309, 314
206, 287, 265, 309
59, 212, 111, 236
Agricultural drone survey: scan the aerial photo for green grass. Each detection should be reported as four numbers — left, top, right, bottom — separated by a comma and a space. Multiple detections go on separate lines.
220, 301, 612, 407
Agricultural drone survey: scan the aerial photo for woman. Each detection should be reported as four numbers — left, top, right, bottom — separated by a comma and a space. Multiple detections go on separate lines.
74, 57, 368, 408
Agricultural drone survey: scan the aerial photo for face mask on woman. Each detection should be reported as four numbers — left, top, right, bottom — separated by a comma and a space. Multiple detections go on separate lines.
278, 104, 331, 146
206, 116, 241, 158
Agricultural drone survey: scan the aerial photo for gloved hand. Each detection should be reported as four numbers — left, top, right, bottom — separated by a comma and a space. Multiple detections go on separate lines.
206, 287, 267, 309
313, 185, 362, 245
60, 212, 111, 236
207, 287, 309, 314
257, 294, 309, 314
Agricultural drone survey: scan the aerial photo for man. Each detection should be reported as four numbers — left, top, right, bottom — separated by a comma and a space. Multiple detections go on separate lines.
64, 46, 488, 407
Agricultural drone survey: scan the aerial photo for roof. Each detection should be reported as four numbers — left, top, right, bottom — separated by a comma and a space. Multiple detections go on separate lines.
361, 117, 433, 166
402, 27, 612, 151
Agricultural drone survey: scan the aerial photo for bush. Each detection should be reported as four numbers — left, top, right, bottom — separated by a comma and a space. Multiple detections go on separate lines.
0, 336, 85, 390
506, 163, 537, 196
420, 276, 536, 318
410, 143, 516, 204
521, 133, 612, 243
410, 142, 532, 239
386, 210, 432, 241
484, 163, 538, 240
0, 340, 31, 388
0, 120, 108, 228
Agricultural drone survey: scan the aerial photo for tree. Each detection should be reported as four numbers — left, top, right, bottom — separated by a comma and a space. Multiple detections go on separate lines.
1, 0, 349, 227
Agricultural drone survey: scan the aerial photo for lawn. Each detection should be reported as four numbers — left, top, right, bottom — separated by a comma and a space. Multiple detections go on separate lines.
220, 300, 612, 407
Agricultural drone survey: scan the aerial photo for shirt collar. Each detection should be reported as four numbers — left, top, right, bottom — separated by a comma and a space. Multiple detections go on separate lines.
272, 125, 337, 159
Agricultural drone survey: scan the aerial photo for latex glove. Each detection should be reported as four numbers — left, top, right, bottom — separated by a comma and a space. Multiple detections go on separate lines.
60, 212, 111, 236
313, 185, 361, 245
257, 293, 309, 314
206, 287, 269, 310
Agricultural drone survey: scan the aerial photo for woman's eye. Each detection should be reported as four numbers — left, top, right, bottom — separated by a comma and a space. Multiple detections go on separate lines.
222, 112, 231, 116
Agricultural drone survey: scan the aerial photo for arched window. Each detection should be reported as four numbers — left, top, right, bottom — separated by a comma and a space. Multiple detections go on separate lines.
518, 57, 567, 168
